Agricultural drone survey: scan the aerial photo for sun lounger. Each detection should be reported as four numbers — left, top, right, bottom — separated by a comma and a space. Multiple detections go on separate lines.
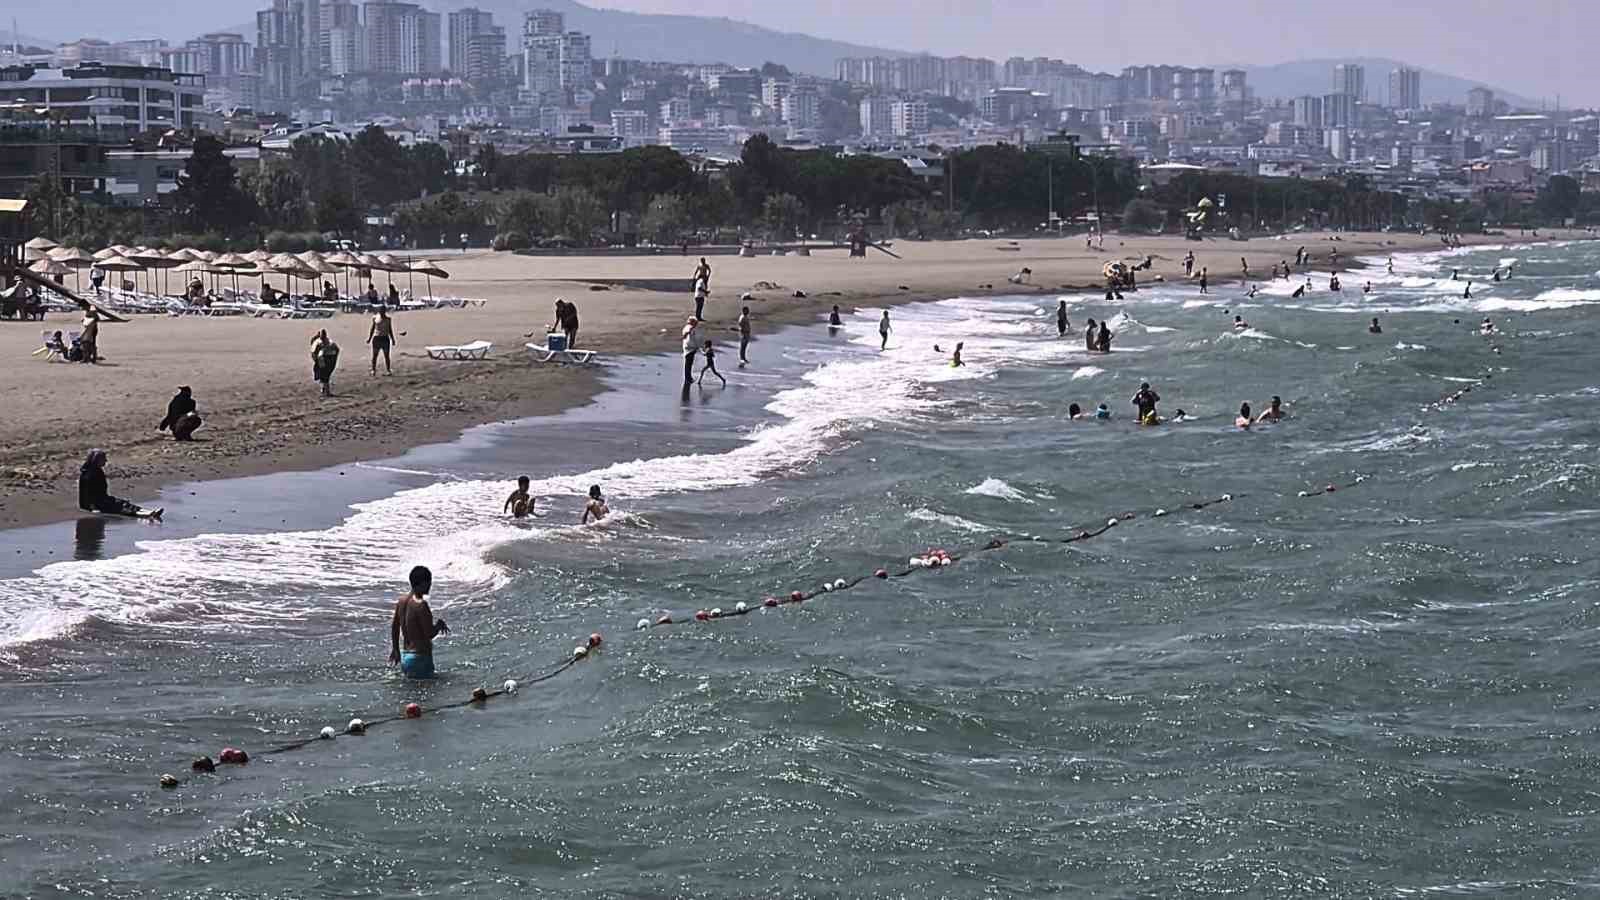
426, 340, 493, 360
524, 342, 596, 364
32, 329, 68, 362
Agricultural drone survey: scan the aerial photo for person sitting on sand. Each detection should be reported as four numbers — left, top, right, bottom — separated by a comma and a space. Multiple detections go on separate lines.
365, 284, 380, 306
503, 476, 535, 518
157, 386, 203, 441
1008, 266, 1032, 285
389, 565, 449, 680
1235, 403, 1253, 430
78, 449, 159, 519
582, 484, 609, 524
1256, 395, 1286, 424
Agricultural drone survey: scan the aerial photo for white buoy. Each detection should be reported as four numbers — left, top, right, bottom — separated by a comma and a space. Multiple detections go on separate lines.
636, 618, 650, 630
347, 718, 366, 734
735, 601, 748, 613
1221, 493, 1233, 501
1107, 518, 1119, 527
821, 583, 833, 592
711, 607, 723, 617
1297, 491, 1308, 498
503, 679, 519, 694
319, 726, 336, 740
574, 645, 588, 659
1154, 508, 1167, 517
833, 579, 847, 590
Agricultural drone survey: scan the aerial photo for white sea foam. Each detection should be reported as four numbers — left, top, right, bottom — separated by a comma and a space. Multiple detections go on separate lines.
1072, 366, 1105, 380
963, 477, 1034, 503
906, 508, 992, 532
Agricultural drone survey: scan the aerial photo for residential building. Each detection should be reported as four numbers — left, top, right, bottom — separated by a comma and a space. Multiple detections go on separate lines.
522, 10, 588, 101
659, 97, 692, 126
709, 71, 759, 98
859, 94, 892, 137
890, 98, 928, 137
448, 8, 495, 75
1323, 92, 1355, 129
462, 30, 506, 83
1466, 87, 1494, 117
1389, 67, 1421, 110
657, 125, 729, 151
981, 86, 1046, 125
761, 78, 791, 110
0, 63, 205, 134
610, 108, 652, 143
256, 0, 305, 102
1333, 63, 1365, 102
780, 87, 819, 128
363, 0, 441, 75
1292, 95, 1324, 130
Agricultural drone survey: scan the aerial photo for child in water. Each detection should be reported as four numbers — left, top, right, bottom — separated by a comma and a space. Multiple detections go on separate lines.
582, 484, 609, 524
1235, 403, 1253, 430
503, 476, 535, 518
698, 339, 726, 386
950, 342, 964, 367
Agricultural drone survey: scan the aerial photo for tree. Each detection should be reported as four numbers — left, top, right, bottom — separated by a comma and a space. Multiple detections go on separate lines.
641, 194, 690, 245
762, 193, 805, 240
348, 125, 413, 209
1121, 198, 1165, 232
172, 135, 255, 234
1537, 175, 1581, 224
542, 186, 607, 242
23, 172, 66, 238
498, 191, 547, 238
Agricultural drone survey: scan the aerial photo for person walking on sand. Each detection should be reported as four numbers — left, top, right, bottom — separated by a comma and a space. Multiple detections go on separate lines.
737, 306, 752, 366
389, 565, 449, 679
1056, 300, 1069, 337
681, 316, 703, 386
698, 339, 727, 386
693, 276, 708, 320
693, 257, 712, 291
368, 306, 397, 375
311, 329, 340, 397
879, 310, 892, 350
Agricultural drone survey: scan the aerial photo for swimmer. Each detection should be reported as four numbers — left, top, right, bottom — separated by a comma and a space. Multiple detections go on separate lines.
1368, 317, 1382, 334
389, 565, 449, 679
1291, 283, 1306, 299
1094, 402, 1111, 420
828, 304, 843, 328
581, 484, 609, 524
1056, 300, 1069, 337
1084, 318, 1099, 352
1171, 409, 1189, 423
503, 476, 535, 518
1363, 281, 1373, 294
1233, 315, 1249, 331
1068, 402, 1084, 420
1329, 275, 1341, 292
1255, 395, 1286, 423
1246, 284, 1259, 298
950, 342, 964, 367
1131, 381, 1161, 424
1479, 317, 1495, 335
1234, 403, 1253, 430
1096, 321, 1113, 353
878, 310, 892, 350
1462, 281, 1472, 300
1386, 256, 1394, 274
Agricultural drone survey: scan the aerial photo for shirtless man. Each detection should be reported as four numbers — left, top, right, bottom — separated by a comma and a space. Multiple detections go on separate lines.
1255, 395, 1286, 423
582, 484, 609, 524
368, 307, 397, 375
503, 476, 534, 518
389, 566, 449, 679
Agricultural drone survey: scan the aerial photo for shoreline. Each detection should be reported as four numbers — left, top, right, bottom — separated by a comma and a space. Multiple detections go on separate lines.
0, 230, 1577, 532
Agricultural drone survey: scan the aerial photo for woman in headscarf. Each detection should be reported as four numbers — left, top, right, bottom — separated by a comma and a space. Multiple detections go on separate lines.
79, 450, 160, 519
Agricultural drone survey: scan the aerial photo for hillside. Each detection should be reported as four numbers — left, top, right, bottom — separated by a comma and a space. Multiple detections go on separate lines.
1233, 57, 1539, 109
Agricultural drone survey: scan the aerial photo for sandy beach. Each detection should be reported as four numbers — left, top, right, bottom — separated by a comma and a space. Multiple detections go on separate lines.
0, 229, 1561, 528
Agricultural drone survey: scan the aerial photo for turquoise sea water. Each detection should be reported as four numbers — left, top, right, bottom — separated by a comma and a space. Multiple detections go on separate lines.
2, 240, 1599, 897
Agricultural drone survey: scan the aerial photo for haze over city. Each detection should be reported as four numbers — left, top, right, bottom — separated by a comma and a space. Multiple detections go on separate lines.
11, 0, 1598, 106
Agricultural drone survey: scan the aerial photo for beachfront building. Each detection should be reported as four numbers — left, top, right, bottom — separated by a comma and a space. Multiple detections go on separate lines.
891, 99, 929, 138
0, 63, 205, 134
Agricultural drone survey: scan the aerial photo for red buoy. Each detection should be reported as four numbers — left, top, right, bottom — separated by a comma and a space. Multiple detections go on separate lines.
694, 610, 710, 621
1326, 484, 1337, 493
763, 597, 779, 607
587, 632, 603, 649
874, 569, 888, 579
789, 590, 805, 603
404, 702, 422, 719
219, 747, 248, 765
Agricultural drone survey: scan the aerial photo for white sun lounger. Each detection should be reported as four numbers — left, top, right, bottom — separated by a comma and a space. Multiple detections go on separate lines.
524, 342, 596, 364
426, 340, 493, 360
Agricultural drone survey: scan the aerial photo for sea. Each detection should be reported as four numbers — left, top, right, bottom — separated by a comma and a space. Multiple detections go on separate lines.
2, 239, 1599, 898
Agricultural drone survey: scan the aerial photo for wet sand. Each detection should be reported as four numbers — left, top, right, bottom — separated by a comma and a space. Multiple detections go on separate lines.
0, 230, 1555, 528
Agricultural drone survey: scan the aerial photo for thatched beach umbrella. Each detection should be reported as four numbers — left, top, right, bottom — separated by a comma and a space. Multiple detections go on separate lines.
48, 246, 95, 291
407, 259, 449, 302
93, 254, 143, 293
92, 247, 123, 261
24, 236, 58, 261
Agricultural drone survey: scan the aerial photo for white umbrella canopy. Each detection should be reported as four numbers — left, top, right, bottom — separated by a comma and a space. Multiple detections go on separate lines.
25, 236, 58, 251
29, 258, 71, 276
244, 249, 273, 263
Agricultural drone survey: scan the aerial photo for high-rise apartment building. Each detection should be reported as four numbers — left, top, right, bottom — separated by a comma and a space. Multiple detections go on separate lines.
522, 9, 588, 100
1388, 67, 1421, 110
255, 0, 304, 101
1466, 86, 1494, 117
448, 7, 495, 74
363, 0, 441, 75
890, 98, 928, 137
1292, 94, 1324, 130
1323, 92, 1356, 128
859, 95, 892, 137
1333, 63, 1365, 103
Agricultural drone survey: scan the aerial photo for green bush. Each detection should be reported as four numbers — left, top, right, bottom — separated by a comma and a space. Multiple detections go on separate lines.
493, 231, 531, 251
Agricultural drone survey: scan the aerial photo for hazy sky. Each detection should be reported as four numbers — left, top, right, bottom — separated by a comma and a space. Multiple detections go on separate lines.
585, 0, 1596, 105
13, 0, 1596, 106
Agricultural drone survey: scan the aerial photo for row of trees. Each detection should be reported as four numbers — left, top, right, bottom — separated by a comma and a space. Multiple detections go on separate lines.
27, 125, 1594, 252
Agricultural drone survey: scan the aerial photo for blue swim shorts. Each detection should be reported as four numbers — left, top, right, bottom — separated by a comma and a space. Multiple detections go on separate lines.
400, 652, 435, 679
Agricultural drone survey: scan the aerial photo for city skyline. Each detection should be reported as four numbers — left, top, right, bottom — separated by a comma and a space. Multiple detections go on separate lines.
7, 0, 1597, 107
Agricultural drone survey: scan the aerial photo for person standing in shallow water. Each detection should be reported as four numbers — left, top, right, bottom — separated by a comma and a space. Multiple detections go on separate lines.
737, 306, 752, 366
879, 310, 892, 350
390, 565, 449, 679
1056, 300, 1069, 337
582, 484, 609, 523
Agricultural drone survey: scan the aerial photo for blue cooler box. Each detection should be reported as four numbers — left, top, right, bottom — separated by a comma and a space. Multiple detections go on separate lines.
546, 333, 568, 351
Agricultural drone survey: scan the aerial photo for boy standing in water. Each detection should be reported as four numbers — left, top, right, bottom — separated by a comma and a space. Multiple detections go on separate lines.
699, 338, 727, 386
389, 565, 449, 679
582, 485, 609, 523
1056, 300, 1069, 337
503, 476, 535, 518
879, 310, 892, 349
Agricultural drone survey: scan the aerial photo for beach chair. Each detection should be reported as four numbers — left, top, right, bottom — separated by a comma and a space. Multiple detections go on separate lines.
425, 340, 493, 361
524, 342, 596, 365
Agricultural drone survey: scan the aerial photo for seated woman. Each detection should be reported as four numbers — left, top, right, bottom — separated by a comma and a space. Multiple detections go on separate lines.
78, 449, 161, 519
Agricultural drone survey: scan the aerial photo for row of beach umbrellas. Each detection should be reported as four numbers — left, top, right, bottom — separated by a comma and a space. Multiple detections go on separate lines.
21, 236, 451, 300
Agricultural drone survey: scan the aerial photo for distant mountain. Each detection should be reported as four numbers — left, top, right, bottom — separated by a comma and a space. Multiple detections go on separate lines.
1231, 57, 1541, 110
420, 0, 911, 75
